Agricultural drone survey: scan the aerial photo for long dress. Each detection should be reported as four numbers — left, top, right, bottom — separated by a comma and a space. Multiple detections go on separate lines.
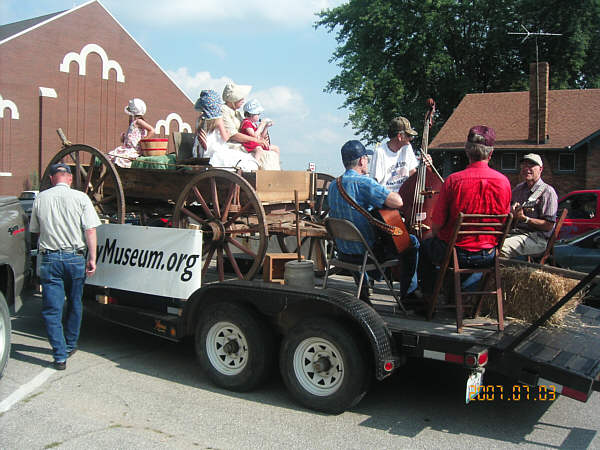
107, 122, 147, 168
194, 130, 259, 172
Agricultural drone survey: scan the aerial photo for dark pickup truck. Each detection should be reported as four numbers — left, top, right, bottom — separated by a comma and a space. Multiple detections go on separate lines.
0, 196, 28, 377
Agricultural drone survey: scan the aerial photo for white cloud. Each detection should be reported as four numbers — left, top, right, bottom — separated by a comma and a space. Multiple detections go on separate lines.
167, 67, 310, 120
108, 0, 346, 27
253, 86, 309, 120
166, 67, 231, 100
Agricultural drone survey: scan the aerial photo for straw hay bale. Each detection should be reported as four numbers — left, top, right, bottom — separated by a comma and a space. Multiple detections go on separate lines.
482, 266, 584, 326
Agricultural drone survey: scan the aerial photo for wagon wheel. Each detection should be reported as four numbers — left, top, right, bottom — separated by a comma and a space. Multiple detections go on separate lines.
172, 169, 268, 282
40, 144, 125, 223
277, 172, 334, 259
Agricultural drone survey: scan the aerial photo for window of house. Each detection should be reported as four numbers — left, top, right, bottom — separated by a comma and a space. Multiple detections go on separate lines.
500, 152, 517, 171
558, 153, 575, 172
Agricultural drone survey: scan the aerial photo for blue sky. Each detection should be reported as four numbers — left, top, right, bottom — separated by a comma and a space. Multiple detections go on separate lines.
2, 0, 356, 175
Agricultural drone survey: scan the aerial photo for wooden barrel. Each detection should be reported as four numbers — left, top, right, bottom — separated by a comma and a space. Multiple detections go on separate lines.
140, 138, 169, 156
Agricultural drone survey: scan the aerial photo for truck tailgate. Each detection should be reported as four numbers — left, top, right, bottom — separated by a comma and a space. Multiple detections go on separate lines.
493, 305, 600, 402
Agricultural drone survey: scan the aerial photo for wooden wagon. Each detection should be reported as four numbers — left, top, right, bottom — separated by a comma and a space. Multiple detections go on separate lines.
40, 132, 334, 282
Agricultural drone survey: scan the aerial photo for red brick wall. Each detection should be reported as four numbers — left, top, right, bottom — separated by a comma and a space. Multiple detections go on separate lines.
0, 1, 196, 195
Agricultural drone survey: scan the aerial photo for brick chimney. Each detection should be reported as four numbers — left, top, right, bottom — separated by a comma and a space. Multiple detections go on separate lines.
528, 62, 549, 144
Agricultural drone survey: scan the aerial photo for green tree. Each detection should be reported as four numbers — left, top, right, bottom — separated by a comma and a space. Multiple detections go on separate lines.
316, 0, 600, 145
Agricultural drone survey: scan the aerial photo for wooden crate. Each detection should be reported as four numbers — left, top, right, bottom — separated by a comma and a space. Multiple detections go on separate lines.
263, 253, 304, 283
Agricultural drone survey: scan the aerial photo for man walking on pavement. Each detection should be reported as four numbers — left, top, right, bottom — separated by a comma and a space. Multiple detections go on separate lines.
30, 163, 101, 370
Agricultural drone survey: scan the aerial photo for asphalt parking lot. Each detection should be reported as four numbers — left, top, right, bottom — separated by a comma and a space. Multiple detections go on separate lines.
1, 289, 599, 449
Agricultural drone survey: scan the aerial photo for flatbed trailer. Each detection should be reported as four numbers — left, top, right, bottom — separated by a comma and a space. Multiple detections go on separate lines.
83, 264, 600, 414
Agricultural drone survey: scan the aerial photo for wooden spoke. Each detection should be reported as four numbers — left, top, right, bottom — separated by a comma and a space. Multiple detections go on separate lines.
201, 244, 217, 278
224, 243, 244, 279
191, 186, 214, 219
220, 182, 237, 221
227, 236, 257, 258
216, 246, 225, 281
40, 144, 125, 223
211, 177, 220, 219
83, 163, 95, 195
223, 202, 254, 228
91, 170, 109, 194
179, 206, 210, 226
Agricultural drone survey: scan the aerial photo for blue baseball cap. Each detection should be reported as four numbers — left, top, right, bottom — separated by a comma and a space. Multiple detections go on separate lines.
341, 140, 373, 163
49, 163, 71, 176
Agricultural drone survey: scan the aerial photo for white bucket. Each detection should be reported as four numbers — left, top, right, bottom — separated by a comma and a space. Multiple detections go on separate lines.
284, 260, 315, 288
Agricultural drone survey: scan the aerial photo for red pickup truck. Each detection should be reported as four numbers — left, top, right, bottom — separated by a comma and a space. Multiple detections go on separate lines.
558, 189, 600, 239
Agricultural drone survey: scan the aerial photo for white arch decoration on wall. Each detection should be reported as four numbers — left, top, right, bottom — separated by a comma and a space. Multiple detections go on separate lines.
0, 94, 20, 119
155, 113, 192, 134
59, 43, 125, 82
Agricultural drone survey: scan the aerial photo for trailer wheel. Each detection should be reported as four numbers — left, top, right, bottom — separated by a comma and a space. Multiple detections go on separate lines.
196, 302, 273, 392
280, 318, 369, 414
0, 292, 11, 378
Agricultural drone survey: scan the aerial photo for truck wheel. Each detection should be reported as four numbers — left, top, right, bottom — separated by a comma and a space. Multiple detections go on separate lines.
0, 292, 10, 378
196, 302, 273, 392
280, 318, 369, 414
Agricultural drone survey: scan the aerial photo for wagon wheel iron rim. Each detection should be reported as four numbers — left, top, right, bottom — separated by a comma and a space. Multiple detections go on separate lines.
172, 168, 268, 282
40, 144, 125, 223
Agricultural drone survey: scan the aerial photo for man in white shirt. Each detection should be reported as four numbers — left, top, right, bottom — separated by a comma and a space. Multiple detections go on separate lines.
369, 116, 419, 192
30, 163, 101, 370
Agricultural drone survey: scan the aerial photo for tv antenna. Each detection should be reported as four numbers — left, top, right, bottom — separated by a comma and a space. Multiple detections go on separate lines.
508, 25, 562, 144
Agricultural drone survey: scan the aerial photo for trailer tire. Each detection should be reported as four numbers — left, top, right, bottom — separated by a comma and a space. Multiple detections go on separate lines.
195, 302, 273, 392
280, 318, 369, 414
0, 292, 10, 379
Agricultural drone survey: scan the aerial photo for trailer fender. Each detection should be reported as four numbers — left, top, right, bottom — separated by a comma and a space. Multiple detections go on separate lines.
183, 281, 398, 380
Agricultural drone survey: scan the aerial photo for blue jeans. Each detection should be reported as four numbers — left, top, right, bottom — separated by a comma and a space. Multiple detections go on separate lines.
419, 237, 495, 295
40, 251, 86, 363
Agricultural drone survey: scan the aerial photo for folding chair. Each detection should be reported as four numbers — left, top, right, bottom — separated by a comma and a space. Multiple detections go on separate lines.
528, 208, 568, 266
427, 213, 513, 333
323, 217, 407, 313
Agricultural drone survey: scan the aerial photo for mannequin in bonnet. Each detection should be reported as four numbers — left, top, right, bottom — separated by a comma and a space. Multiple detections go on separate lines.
221, 82, 281, 170
107, 98, 155, 168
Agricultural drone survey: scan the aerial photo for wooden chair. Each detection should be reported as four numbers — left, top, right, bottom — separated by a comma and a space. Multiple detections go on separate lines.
324, 217, 407, 313
528, 208, 568, 266
427, 213, 513, 333
173, 131, 209, 165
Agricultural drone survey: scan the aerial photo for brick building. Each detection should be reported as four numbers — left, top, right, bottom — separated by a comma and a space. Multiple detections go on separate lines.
429, 62, 600, 197
0, 0, 196, 196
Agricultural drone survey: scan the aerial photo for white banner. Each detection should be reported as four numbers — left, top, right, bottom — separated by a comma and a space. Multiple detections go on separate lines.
86, 224, 203, 299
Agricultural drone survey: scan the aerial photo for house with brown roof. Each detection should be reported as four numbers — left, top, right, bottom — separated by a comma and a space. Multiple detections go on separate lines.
429, 63, 600, 197
0, 1, 195, 196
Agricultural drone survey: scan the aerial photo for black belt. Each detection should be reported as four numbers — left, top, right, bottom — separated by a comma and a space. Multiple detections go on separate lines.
40, 249, 85, 255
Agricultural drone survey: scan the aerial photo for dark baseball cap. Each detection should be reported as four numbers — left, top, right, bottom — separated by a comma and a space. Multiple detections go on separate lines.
467, 125, 496, 147
49, 163, 71, 176
341, 140, 373, 163
389, 116, 418, 136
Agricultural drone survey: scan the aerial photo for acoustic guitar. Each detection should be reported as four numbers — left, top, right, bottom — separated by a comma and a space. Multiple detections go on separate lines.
372, 208, 412, 253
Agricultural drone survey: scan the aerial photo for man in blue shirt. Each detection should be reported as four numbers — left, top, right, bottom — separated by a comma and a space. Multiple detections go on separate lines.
328, 140, 418, 302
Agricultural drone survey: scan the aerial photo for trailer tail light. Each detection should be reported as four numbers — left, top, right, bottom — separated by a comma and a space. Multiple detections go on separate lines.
423, 348, 488, 368
538, 378, 589, 402
384, 361, 394, 372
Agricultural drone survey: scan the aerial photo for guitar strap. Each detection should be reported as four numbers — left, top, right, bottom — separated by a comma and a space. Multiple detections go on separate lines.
527, 180, 547, 204
335, 177, 406, 237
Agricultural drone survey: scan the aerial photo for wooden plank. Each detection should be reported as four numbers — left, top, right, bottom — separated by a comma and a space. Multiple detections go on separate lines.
245, 171, 311, 203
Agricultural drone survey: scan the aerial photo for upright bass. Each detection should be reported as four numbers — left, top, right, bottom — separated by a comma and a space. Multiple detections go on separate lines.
398, 98, 444, 240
